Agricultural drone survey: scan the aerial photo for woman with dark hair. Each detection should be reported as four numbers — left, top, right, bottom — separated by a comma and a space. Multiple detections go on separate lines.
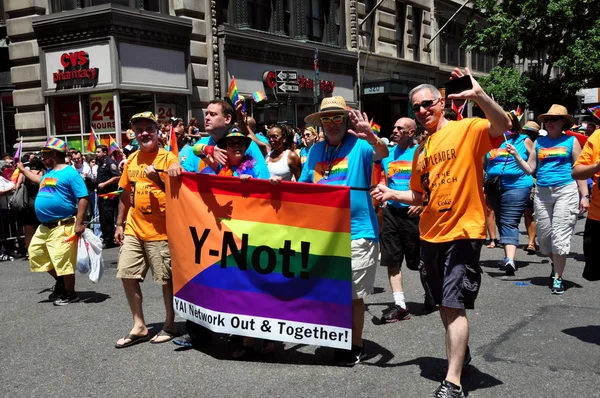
265, 124, 302, 182
507, 105, 588, 294
15, 154, 45, 258
484, 112, 535, 274
187, 117, 201, 144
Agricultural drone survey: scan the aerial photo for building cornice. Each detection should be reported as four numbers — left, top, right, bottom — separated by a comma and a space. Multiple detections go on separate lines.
218, 25, 357, 76
32, 4, 192, 50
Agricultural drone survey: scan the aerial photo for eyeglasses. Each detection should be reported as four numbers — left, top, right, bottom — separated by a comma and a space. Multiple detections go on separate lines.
392, 125, 405, 131
320, 115, 345, 126
545, 116, 563, 123
411, 98, 441, 113
303, 133, 313, 137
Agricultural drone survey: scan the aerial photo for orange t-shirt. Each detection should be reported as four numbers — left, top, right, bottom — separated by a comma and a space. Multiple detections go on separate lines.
573, 130, 600, 221
119, 149, 179, 241
409, 118, 492, 243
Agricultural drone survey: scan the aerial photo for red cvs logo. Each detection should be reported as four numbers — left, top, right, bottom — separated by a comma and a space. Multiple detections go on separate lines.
60, 51, 89, 68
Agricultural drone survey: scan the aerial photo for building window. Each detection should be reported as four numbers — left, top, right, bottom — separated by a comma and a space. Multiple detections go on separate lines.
51, 0, 168, 13
248, 0, 272, 32
410, 7, 422, 62
307, 0, 323, 41
472, 52, 496, 73
396, 2, 407, 58
438, 20, 466, 67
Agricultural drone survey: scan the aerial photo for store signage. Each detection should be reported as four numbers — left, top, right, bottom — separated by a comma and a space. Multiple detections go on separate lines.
363, 85, 385, 95
156, 103, 176, 126
61, 101, 80, 132
89, 92, 115, 132
53, 50, 99, 91
263, 70, 335, 94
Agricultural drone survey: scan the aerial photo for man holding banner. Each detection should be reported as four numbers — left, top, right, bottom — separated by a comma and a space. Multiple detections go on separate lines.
299, 96, 388, 366
114, 111, 181, 348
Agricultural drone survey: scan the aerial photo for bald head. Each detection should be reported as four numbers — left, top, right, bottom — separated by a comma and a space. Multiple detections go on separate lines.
245, 116, 257, 133
392, 117, 417, 148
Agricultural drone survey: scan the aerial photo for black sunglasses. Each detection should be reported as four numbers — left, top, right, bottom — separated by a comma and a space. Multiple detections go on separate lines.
544, 116, 563, 123
412, 99, 440, 113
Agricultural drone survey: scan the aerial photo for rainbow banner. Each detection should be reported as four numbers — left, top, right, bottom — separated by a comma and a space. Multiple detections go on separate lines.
97, 189, 123, 200
166, 174, 353, 349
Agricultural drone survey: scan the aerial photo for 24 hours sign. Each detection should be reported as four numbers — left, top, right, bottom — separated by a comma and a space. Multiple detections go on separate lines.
89, 92, 115, 132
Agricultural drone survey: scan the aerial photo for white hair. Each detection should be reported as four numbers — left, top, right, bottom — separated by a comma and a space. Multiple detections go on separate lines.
408, 84, 442, 102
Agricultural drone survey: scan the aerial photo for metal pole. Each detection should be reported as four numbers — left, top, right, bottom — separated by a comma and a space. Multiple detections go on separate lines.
314, 48, 319, 111
426, 0, 471, 49
358, 0, 386, 29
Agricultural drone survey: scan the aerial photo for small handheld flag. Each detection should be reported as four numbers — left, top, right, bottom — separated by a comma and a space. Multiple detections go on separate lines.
228, 76, 240, 105
108, 136, 119, 155
14, 138, 22, 161
87, 128, 98, 153
370, 121, 381, 135
252, 91, 267, 103
451, 100, 464, 121
588, 105, 600, 121
169, 125, 179, 158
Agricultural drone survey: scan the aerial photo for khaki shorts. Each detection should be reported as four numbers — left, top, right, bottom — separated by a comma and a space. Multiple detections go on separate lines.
351, 238, 379, 300
29, 223, 77, 277
116, 235, 171, 285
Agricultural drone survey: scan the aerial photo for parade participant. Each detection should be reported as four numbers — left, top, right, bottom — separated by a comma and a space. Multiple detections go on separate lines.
521, 121, 541, 254
379, 117, 434, 323
187, 117, 201, 144
95, 144, 121, 248
484, 113, 535, 274
371, 69, 511, 398
114, 111, 181, 348
299, 96, 389, 366
585, 121, 597, 137
266, 124, 302, 182
18, 138, 89, 306
573, 125, 600, 281
15, 155, 44, 258
299, 126, 318, 165
242, 115, 270, 156
513, 105, 588, 294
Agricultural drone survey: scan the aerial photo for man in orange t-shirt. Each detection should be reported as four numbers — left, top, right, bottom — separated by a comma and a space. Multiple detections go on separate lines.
114, 111, 181, 349
371, 68, 511, 398
572, 129, 600, 281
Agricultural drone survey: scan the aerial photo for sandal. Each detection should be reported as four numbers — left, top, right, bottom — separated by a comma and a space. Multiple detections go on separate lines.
150, 329, 180, 344
526, 244, 536, 254
115, 333, 150, 349
486, 239, 499, 249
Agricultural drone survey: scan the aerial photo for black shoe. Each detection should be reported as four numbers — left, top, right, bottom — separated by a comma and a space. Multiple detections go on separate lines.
424, 293, 437, 310
381, 304, 411, 323
433, 380, 465, 398
173, 331, 211, 348
436, 346, 471, 382
173, 333, 196, 347
48, 281, 65, 301
334, 344, 366, 367
53, 291, 80, 306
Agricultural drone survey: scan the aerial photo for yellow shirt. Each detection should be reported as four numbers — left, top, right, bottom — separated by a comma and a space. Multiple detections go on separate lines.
118, 149, 179, 241
573, 130, 600, 221
409, 118, 492, 243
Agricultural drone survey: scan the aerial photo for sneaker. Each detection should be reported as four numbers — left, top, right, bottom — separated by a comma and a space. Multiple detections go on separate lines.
436, 345, 471, 381
502, 259, 517, 275
334, 344, 366, 367
48, 282, 65, 301
551, 277, 565, 295
172, 333, 196, 347
424, 293, 437, 310
53, 291, 80, 306
381, 304, 411, 323
433, 380, 465, 398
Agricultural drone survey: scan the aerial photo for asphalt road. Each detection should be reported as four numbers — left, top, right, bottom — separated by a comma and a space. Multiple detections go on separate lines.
1, 218, 599, 397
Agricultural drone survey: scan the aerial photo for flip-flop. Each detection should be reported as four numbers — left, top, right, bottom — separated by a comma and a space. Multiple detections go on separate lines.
150, 329, 180, 344
526, 245, 536, 254
115, 333, 150, 349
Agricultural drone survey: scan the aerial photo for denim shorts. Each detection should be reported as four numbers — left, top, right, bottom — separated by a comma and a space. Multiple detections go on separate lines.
487, 187, 531, 246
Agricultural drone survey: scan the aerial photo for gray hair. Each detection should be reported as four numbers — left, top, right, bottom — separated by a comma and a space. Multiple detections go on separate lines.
408, 84, 442, 102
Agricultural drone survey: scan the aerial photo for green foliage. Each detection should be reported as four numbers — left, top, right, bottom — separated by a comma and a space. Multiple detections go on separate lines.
478, 66, 530, 107
464, 0, 600, 112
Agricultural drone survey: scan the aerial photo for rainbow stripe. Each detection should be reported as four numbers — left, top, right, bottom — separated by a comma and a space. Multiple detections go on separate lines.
108, 136, 119, 155
87, 128, 98, 153
489, 148, 511, 162
97, 189, 123, 200
228, 77, 240, 104
538, 146, 569, 162
370, 121, 381, 135
387, 160, 412, 182
314, 157, 349, 184
589, 105, 600, 121
40, 177, 58, 194
252, 91, 267, 103
168, 174, 352, 337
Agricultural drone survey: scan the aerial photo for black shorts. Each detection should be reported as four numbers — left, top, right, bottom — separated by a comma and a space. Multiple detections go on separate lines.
583, 218, 600, 278
420, 239, 483, 310
379, 206, 420, 270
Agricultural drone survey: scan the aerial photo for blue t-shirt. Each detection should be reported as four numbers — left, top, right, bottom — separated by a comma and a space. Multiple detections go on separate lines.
299, 134, 378, 241
486, 133, 534, 190
535, 134, 575, 188
381, 145, 417, 208
182, 135, 270, 179
300, 146, 311, 165
178, 144, 194, 165
255, 133, 270, 146
35, 166, 89, 223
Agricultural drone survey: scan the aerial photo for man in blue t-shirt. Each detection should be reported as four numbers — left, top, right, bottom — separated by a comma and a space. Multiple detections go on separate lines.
299, 96, 389, 366
18, 137, 89, 306
379, 118, 434, 324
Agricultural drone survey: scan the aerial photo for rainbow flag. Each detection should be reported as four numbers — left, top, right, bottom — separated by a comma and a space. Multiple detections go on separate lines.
452, 100, 464, 121
167, 174, 353, 349
87, 128, 98, 153
252, 91, 267, 103
169, 125, 179, 158
370, 121, 381, 135
588, 105, 600, 121
97, 189, 123, 200
108, 136, 119, 155
228, 76, 240, 105
14, 139, 22, 162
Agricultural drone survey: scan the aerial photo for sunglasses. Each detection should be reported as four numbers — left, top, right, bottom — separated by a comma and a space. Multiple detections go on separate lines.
392, 125, 404, 131
320, 115, 345, 125
227, 139, 246, 147
411, 98, 441, 113
303, 133, 313, 137
544, 116, 563, 123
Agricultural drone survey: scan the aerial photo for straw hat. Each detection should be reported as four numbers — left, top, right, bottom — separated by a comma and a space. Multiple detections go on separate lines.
522, 121, 540, 133
538, 104, 576, 126
304, 96, 351, 126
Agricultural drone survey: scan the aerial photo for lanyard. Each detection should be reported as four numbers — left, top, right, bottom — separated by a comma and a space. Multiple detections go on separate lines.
323, 142, 342, 180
